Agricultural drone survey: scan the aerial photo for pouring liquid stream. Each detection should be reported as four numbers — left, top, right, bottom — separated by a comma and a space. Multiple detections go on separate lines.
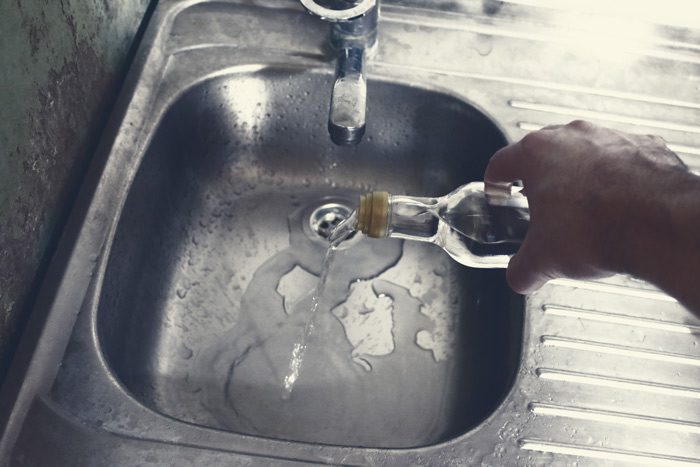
281, 212, 358, 398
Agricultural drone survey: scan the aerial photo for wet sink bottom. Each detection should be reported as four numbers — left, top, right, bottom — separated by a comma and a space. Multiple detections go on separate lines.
96, 67, 523, 448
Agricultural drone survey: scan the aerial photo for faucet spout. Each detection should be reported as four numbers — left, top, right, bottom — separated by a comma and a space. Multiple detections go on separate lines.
329, 47, 366, 146
300, 0, 379, 146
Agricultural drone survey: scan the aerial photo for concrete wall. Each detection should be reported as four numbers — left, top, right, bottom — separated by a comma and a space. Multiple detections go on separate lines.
0, 0, 153, 382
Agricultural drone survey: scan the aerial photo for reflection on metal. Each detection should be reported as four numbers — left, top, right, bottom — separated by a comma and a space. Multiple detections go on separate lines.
530, 402, 700, 434
502, 0, 700, 29
510, 100, 700, 134
543, 305, 700, 334
384, 4, 700, 64
549, 278, 678, 301
541, 335, 700, 366
519, 439, 700, 466
537, 367, 700, 399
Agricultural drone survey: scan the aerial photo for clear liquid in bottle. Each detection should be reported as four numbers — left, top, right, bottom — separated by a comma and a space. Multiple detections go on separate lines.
351, 182, 529, 268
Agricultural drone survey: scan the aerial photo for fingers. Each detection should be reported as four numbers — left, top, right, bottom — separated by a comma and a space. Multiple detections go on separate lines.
484, 142, 528, 188
506, 231, 552, 294
628, 133, 687, 169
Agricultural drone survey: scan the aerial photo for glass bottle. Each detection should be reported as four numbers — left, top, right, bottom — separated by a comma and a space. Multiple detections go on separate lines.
350, 182, 529, 268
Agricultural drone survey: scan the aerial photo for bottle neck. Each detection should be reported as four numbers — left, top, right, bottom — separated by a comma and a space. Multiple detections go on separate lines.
355, 191, 391, 238
355, 191, 440, 240
356, 182, 529, 244
384, 195, 441, 241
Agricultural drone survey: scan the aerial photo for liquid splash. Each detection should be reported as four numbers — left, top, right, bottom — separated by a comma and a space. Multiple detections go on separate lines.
283, 342, 305, 393
281, 246, 334, 397
281, 212, 358, 398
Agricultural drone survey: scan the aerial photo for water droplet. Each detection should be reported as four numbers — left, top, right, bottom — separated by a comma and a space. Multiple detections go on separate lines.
352, 356, 372, 372
476, 34, 493, 56
178, 343, 193, 360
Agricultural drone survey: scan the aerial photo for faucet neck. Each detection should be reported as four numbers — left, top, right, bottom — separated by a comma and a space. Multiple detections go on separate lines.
330, 3, 378, 50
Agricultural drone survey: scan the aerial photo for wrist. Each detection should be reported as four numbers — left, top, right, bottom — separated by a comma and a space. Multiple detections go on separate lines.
619, 169, 700, 289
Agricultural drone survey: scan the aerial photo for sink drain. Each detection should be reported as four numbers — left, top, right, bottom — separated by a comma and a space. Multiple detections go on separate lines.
309, 203, 354, 241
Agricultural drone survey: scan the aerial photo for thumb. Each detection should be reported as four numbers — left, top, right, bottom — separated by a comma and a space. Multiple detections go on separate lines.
506, 233, 551, 294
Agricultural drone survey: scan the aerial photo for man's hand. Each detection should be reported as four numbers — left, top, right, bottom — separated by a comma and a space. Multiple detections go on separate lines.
484, 120, 690, 295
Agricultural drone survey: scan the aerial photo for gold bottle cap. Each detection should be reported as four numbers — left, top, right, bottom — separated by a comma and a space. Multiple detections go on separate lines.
356, 191, 389, 238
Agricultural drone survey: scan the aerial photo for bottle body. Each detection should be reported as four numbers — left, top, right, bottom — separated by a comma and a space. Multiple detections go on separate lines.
356, 182, 529, 268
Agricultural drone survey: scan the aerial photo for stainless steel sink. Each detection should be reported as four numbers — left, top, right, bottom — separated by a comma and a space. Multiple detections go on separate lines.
97, 68, 521, 448
2, 0, 698, 465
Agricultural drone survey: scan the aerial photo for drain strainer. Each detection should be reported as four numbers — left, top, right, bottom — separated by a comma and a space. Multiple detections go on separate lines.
309, 203, 354, 240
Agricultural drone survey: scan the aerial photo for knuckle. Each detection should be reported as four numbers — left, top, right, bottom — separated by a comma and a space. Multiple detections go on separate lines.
567, 119, 593, 131
647, 134, 667, 146
519, 130, 548, 153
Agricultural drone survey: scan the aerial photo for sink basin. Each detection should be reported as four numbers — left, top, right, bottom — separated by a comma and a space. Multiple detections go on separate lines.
6, 1, 696, 464
97, 67, 522, 448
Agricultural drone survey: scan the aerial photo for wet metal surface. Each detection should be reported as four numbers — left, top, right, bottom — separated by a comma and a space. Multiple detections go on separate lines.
1, 0, 699, 464
94, 69, 518, 448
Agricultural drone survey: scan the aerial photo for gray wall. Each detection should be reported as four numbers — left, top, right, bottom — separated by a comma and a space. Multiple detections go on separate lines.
0, 0, 153, 382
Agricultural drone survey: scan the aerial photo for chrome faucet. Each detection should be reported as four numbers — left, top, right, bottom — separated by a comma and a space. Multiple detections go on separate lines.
300, 0, 379, 145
